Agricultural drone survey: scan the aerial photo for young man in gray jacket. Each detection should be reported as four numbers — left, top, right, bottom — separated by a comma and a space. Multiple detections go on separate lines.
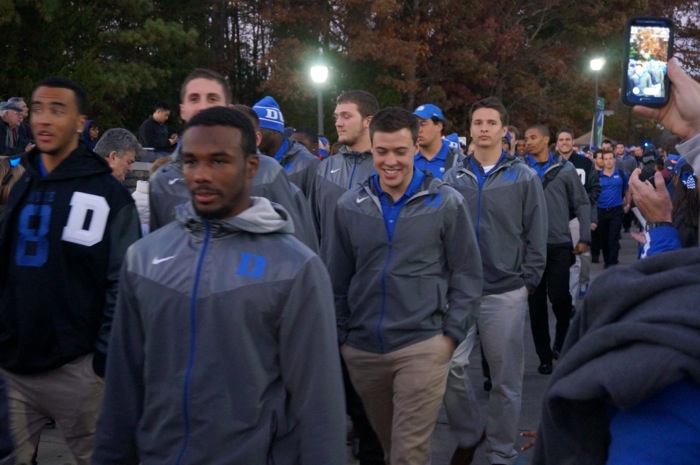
329, 107, 483, 465
93, 107, 345, 465
148, 69, 317, 251
524, 124, 591, 375
443, 97, 548, 465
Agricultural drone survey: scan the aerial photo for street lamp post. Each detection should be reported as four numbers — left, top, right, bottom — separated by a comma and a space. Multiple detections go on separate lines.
590, 58, 605, 148
310, 65, 328, 136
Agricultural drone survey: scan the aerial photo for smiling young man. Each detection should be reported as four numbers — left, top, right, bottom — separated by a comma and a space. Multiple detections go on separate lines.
329, 107, 482, 465
93, 107, 345, 465
443, 97, 547, 465
0, 77, 140, 465
148, 68, 317, 250
525, 124, 591, 375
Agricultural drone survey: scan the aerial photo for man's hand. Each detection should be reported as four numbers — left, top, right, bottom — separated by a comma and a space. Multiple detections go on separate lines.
443, 335, 457, 354
573, 242, 589, 255
629, 168, 672, 223
633, 58, 700, 141
24, 143, 35, 152
520, 430, 537, 451
591, 223, 597, 231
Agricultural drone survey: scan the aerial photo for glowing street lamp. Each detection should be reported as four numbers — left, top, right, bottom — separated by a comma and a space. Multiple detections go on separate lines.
590, 58, 605, 148
310, 65, 329, 135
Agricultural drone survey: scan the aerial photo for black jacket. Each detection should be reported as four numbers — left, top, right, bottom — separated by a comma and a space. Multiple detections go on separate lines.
0, 121, 31, 157
0, 142, 141, 375
138, 116, 172, 152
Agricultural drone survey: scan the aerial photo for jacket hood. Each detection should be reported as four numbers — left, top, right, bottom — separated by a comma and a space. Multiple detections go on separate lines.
24, 142, 112, 180
176, 196, 295, 238
338, 145, 372, 159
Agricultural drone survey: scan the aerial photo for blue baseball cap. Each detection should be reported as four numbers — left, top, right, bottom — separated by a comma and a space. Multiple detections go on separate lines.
413, 104, 444, 121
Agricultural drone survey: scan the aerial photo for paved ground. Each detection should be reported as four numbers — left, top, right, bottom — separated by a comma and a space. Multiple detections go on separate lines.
36, 234, 641, 464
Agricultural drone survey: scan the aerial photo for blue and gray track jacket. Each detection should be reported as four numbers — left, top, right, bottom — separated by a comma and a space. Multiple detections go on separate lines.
271, 139, 320, 198
526, 154, 592, 246
328, 173, 483, 353
308, 145, 376, 259
444, 153, 547, 295
93, 198, 345, 465
148, 147, 318, 251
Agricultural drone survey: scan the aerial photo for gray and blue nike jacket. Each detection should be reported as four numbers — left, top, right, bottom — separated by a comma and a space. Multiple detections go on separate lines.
93, 197, 345, 465
308, 145, 376, 259
148, 147, 318, 251
327, 173, 483, 353
444, 153, 547, 295
526, 154, 592, 246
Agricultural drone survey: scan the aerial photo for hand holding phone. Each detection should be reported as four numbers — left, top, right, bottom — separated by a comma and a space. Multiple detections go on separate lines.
621, 17, 674, 108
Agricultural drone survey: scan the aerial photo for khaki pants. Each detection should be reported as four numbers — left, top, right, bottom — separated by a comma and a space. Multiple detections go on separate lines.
342, 334, 452, 465
1, 354, 104, 465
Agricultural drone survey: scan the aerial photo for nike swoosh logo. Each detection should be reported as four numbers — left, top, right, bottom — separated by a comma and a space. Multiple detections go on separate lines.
331, 168, 341, 173
456, 173, 466, 178
356, 196, 370, 204
168, 178, 182, 185
152, 255, 176, 265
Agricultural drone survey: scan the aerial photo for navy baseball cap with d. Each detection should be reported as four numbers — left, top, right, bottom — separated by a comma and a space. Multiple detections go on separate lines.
413, 104, 444, 121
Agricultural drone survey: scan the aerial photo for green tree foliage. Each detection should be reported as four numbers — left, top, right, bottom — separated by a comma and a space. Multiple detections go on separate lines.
1, 0, 199, 131
1, 0, 699, 145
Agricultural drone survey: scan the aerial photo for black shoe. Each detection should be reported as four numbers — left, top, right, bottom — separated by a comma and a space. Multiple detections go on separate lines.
552, 348, 560, 360
450, 431, 486, 465
483, 378, 492, 392
538, 362, 553, 375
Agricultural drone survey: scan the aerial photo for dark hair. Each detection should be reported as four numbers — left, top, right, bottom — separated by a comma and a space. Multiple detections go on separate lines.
557, 128, 575, 139
37, 77, 88, 115
185, 106, 256, 156
526, 124, 550, 139
153, 102, 171, 112
336, 90, 379, 119
233, 104, 260, 132
180, 69, 232, 105
601, 139, 614, 147
293, 127, 318, 143
94, 128, 141, 159
369, 107, 419, 144
593, 148, 604, 159
507, 125, 519, 138
663, 135, 682, 156
469, 97, 509, 126
672, 163, 699, 230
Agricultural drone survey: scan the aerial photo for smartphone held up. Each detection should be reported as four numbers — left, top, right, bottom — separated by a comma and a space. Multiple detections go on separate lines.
621, 17, 674, 108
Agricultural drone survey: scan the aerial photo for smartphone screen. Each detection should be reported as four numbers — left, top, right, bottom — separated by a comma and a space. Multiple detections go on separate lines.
622, 17, 674, 108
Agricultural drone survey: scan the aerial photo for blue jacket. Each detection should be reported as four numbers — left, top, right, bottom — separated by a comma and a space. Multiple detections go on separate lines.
308, 145, 376, 259
93, 198, 345, 465
328, 172, 483, 353
270, 139, 320, 198
444, 153, 547, 294
148, 147, 318, 251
